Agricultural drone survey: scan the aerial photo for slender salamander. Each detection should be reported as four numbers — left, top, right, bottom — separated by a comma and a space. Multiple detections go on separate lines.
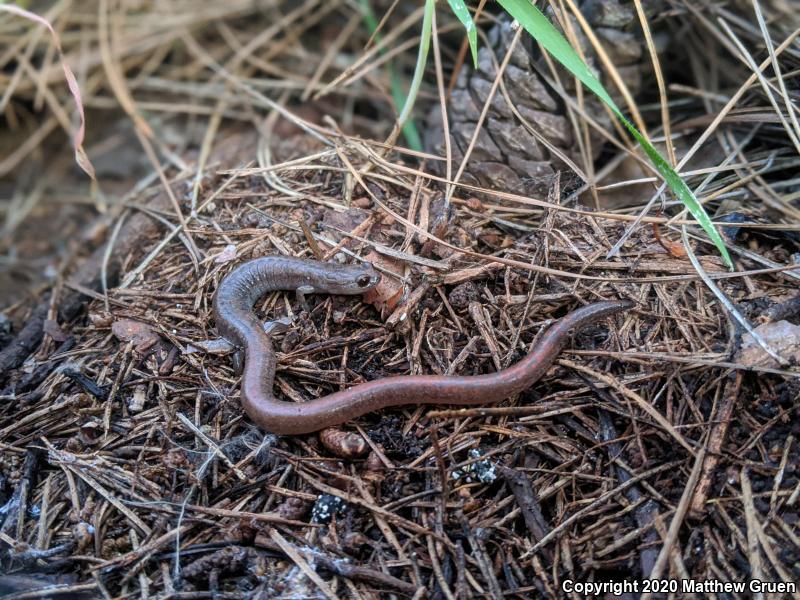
213, 255, 631, 434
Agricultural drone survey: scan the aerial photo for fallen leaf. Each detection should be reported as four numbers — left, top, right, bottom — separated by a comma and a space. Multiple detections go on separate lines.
112, 319, 161, 354
215, 244, 237, 264
736, 320, 800, 369
322, 207, 371, 243
43, 319, 68, 342
361, 251, 405, 317
128, 385, 147, 412
186, 338, 235, 355
89, 313, 113, 327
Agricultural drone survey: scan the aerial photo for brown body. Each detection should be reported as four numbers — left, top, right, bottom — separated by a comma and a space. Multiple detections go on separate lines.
214, 256, 631, 435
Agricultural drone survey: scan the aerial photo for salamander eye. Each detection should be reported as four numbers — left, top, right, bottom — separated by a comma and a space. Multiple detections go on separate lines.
356, 274, 372, 287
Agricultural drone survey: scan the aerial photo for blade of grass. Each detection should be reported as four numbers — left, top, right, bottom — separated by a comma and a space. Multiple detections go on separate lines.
360, 0, 422, 151
496, 0, 732, 268
446, 0, 478, 67
394, 0, 434, 142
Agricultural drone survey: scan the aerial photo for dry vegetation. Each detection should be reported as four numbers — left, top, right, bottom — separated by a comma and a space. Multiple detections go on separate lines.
1, 1, 799, 598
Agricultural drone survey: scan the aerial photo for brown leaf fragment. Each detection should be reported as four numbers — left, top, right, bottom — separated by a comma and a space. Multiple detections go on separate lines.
43, 319, 68, 342
361, 251, 405, 317
111, 319, 161, 354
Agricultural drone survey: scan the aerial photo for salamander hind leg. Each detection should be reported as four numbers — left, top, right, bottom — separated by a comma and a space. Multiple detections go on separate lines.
231, 349, 245, 375
263, 317, 292, 336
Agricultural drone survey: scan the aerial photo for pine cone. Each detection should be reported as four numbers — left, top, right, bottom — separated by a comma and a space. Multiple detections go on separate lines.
425, 0, 664, 199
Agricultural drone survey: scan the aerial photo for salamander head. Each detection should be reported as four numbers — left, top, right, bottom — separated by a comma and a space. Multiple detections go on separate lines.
322, 261, 381, 295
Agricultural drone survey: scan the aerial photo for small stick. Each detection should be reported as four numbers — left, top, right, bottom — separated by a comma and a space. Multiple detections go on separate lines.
688, 371, 742, 518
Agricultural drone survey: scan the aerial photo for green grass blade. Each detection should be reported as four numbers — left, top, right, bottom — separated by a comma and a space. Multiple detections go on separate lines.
359, 0, 422, 151
497, 0, 732, 269
446, 0, 478, 66
389, 71, 423, 152
396, 0, 434, 131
